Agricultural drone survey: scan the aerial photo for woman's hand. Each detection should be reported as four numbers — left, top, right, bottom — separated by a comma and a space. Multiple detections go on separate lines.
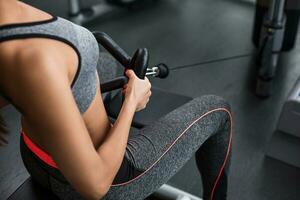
123, 70, 151, 112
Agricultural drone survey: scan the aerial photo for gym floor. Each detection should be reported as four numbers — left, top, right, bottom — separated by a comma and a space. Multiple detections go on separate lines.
1, 0, 300, 199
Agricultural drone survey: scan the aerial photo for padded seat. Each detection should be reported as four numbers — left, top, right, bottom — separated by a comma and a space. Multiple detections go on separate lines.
8, 178, 59, 200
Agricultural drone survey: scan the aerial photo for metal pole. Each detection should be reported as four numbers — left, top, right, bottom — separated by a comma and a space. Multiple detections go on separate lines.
268, 0, 286, 23
69, 0, 81, 16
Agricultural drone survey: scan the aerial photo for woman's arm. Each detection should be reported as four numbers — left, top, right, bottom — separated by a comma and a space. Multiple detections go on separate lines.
96, 70, 151, 184
96, 97, 136, 183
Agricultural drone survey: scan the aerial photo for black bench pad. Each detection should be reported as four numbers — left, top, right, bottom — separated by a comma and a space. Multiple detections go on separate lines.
8, 178, 59, 200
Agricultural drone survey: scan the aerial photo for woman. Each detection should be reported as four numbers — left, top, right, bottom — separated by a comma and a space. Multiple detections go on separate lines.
0, 1, 232, 200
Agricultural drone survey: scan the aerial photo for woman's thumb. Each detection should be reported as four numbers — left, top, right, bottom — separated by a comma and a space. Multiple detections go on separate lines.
125, 69, 136, 79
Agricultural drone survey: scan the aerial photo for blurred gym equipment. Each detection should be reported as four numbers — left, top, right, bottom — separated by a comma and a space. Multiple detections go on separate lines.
266, 77, 300, 168
253, 0, 300, 97
277, 77, 300, 136
69, 0, 157, 25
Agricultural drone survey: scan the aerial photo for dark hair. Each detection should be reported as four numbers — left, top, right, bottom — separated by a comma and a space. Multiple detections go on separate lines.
0, 113, 9, 145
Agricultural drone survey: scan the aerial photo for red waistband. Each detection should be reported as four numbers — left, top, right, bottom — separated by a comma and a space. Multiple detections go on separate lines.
21, 130, 58, 169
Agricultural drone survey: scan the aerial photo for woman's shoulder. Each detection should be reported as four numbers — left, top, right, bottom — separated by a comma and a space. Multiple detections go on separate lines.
0, 42, 69, 105
0, 42, 58, 71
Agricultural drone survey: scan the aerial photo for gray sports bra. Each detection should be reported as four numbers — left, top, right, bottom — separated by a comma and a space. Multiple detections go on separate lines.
0, 16, 99, 113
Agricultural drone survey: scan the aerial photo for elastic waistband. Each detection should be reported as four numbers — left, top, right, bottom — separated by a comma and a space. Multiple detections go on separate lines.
21, 130, 58, 169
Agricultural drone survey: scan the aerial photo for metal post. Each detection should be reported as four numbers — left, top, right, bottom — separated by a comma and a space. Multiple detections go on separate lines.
69, 0, 81, 16
268, 0, 286, 24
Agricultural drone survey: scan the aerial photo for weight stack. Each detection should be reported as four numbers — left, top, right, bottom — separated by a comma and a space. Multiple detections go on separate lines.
252, 0, 300, 51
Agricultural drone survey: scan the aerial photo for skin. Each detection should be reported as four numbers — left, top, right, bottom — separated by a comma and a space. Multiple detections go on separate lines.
0, 1, 151, 199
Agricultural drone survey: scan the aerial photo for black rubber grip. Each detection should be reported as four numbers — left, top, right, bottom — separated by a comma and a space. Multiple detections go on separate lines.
93, 31, 131, 67
100, 76, 128, 93
130, 48, 149, 79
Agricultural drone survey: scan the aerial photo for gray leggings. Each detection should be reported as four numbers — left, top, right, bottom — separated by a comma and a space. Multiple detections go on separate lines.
20, 53, 232, 200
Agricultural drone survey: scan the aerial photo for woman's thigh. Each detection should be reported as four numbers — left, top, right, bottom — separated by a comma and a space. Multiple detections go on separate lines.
103, 95, 232, 200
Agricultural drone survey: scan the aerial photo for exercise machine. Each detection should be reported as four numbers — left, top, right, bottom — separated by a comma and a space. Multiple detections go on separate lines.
253, 0, 300, 52
93, 32, 202, 200
93, 31, 192, 128
254, 0, 300, 97
93, 32, 169, 93
256, 0, 300, 169
69, 0, 156, 25
255, 0, 287, 97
